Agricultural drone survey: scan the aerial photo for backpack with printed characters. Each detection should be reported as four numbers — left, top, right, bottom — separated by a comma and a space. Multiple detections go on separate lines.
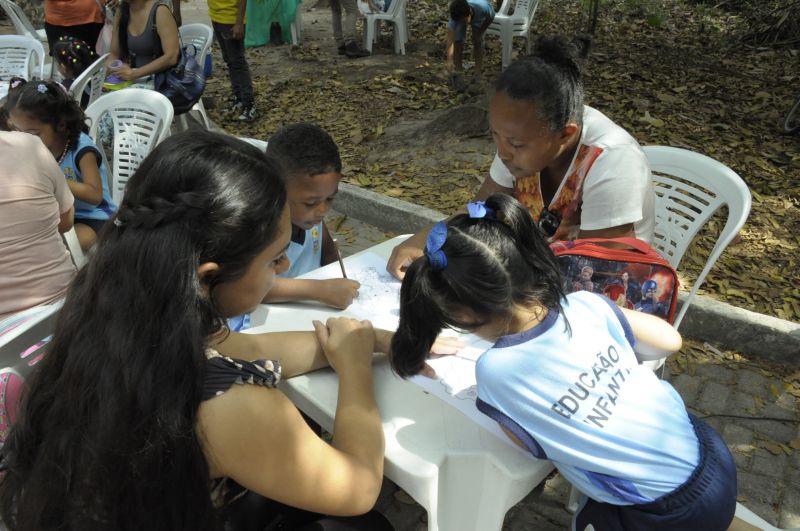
550, 238, 680, 324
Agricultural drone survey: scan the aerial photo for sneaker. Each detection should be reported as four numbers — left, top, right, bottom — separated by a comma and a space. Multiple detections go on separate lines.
237, 104, 257, 122
344, 40, 369, 58
338, 44, 347, 55
226, 97, 243, 114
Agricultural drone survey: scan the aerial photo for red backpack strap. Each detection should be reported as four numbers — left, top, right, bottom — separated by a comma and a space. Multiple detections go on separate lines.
568, 237, 654, 255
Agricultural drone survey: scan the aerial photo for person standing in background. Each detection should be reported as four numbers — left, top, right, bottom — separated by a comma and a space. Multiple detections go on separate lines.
331, 0, 369, 58
208, 0, 257, 121
44, 0, 106, 55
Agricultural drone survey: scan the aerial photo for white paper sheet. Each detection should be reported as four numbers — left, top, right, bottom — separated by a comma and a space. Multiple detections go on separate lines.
299, 252, 402, 330
299, 252, 519, 449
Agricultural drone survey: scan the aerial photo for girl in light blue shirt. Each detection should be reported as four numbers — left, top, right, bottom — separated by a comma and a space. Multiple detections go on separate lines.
389, 193, 738, 531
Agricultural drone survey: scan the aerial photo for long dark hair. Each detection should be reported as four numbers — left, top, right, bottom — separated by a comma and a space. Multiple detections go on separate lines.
390, 194, 567, 378
494, 35, 591, 132
5, 79, 88, 148
0, 131, 287, 530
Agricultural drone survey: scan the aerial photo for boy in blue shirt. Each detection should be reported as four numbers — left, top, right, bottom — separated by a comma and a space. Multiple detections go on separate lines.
446, 0, 495, 72
227, 124, 360, 331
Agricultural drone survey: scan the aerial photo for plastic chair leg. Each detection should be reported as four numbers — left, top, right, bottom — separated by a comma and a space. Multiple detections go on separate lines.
194, 99, 211, 129
393, 22, 405, 54
176, 113, 189, 132
567, 485, 582, 513
364, 18, 375, 53
501, 27, 513, 69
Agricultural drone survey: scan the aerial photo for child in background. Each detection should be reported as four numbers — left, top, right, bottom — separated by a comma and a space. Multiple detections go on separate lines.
6, 80, 116, 251
227, 123, 360, 332
446, 0, 494, 72
390, 193, 738, 530
52, 35, 98, 108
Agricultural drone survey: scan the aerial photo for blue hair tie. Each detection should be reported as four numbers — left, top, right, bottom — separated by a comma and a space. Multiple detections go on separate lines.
467, 201, 495, 219
36, 83, 48, 94
425, 222, 448, 271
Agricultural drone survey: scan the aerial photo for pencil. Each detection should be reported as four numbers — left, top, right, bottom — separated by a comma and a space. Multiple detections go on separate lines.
333, 238, 347, 279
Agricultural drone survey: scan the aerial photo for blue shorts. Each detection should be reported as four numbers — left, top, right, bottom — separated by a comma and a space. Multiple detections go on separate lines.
573, 415, 737, 531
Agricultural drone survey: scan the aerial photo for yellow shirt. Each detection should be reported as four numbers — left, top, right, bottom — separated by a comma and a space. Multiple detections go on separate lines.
207, 0, 244, 24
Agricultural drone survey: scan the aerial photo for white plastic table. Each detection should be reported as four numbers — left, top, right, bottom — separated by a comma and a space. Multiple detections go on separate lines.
246, 236, 554, 531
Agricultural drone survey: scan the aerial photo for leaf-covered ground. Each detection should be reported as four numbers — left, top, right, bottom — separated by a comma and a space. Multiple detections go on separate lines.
207, 0, 799, 323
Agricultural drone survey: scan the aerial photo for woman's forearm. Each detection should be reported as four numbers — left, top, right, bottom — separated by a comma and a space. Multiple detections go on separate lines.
130, 51, 179, 79
330, 366, 384, 496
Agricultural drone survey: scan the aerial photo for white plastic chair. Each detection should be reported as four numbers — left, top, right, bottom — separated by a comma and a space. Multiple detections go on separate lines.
68, 53, 109, 109
362, 0, 409, 55
0, 0, 47, 43
0, 302, 62, 442
734, 502, 800, 531
62, 227, 87, 269
0, 34, 45, 81
85, 89, 174, 204
486, 0, 541, 69
238, 137, 267, 151
176, 23, 213, 130
644, 146, 752, 330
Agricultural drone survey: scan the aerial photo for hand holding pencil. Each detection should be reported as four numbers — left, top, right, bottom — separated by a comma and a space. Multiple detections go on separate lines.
317, 278, 361, 309
334, 238, 348, 279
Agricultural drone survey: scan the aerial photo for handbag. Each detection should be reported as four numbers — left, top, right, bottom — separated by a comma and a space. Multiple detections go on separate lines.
550, 237, 680, 323
153, 43, 206, 115
149, 1, 207, 114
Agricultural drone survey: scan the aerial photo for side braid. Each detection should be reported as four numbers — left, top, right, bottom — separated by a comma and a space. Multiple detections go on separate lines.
115, 191, 208, 230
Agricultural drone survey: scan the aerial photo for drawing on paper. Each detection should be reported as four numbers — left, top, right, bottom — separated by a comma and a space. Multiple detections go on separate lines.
347, 265, 401, 322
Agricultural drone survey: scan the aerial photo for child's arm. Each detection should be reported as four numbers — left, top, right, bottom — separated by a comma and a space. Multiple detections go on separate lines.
263, 277, 361, 310
265, 222, 361, 309
68, 151, 104, 206
619, 307, 683, 362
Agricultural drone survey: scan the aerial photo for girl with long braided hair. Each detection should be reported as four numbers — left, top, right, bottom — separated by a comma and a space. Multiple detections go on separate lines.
0, 131, 393, 531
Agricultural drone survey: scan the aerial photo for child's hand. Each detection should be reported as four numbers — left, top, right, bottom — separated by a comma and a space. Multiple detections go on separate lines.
428, 335, 465, 358
312, 317, 375, 373
317, 279, 361, 310
421, 335, 466, 379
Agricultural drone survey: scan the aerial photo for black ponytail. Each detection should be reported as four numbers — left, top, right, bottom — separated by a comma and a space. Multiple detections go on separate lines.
390, 194, 567, 378
494, 35, 591, 132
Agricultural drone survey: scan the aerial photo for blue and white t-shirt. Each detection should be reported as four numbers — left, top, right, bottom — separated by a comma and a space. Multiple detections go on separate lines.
279, 222, 324, 279
59, 132, 116, 221
475, 291, 699, 505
